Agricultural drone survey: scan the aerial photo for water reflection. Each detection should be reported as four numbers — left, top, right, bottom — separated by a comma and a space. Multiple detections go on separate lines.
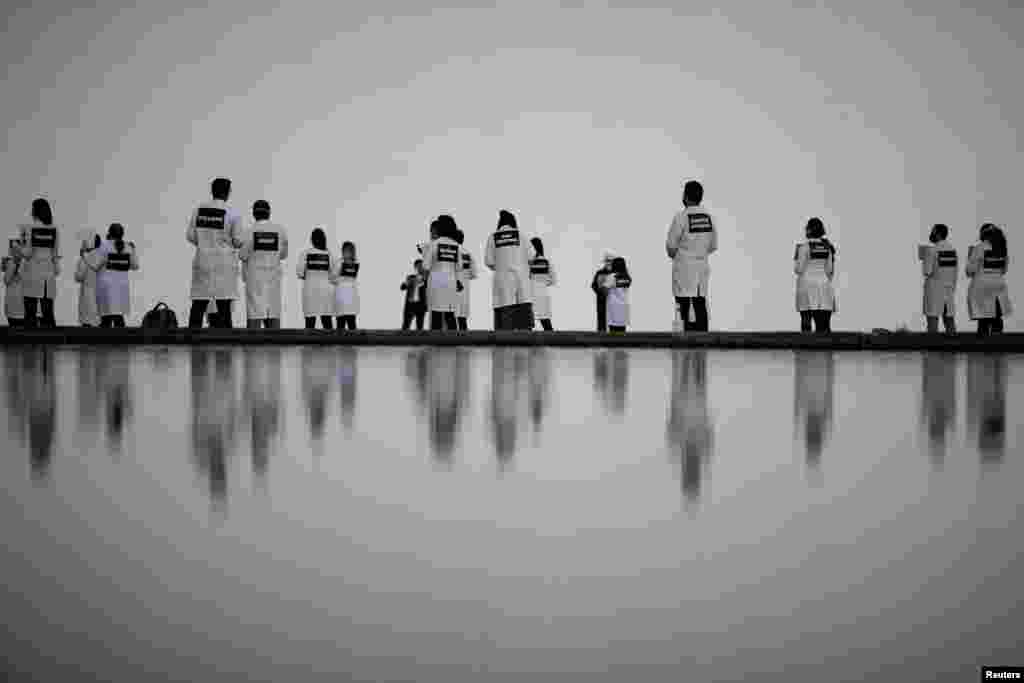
920, 353, 958, 467
76, 349, 101, 433
338, 348, 358, 433
96, 349, 133, 457
967, 354, 1008, 465
592, 350, 630, 417
666, 350, 714, 503
490, 347, 529, 469
527, 348, 552, 436
6, 349, 58, 482
793, 351, 836, 473
190, 348, 239, 504
300, 347, 336, 445
243, 348, 283, 481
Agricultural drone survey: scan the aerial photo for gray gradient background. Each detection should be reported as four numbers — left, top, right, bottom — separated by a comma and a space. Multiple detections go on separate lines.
2, 1, 1020, 331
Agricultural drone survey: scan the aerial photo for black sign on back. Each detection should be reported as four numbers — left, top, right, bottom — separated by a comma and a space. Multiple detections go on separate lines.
105, 252, 132, 271
340, 261, 360, 278
937, 250, 957, 267
30, 227, 56, 248
437, 244, 459, 263
983, 255, 1007, 270
530, 258, 550, 275
253, 231, 279, 251
494, 230, 520, 248
195, 207, 227, 230
306, 253, 330, 271
809, 243, 831, 260
687, 213, 713, 233
615, 274, 632, 288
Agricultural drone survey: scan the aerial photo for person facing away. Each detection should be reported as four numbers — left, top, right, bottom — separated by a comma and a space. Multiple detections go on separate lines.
455, 228, 477, 331
591, 251, 614, 332
666, 180, 717, 332
603, 256, 633, 333
484, 209, 534, 330
3, 236, 26, 326
17, 198, 61, 328
921, 223, 957, 333
74, 234, 103, 327
966, 223, 1012, 336
332, 240, 360, 331
238, 199, 288, 329
186, 177, 245, 329
95, 222, 139, 328
421, 215, 465, 331
793, 217, 837, 333
400, 258, 428, 330
529, 237, 557, 331
296, 227, 335, 329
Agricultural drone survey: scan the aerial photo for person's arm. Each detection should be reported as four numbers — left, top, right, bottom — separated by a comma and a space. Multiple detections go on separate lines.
455, 247, 464, 290
229, 212, 244, 249
130, 244, 140, 271
296, 251, 306, 280
484, 236, 495, 270
666, 215, 682, 259
708, 220, 718, 255
280, 231, 289, 261
186, 211, 198, 246
74, 256, 87, 283
965, 245, 981, 278
794, 244, 809, 275
921, 246, 935, 277
548, 259, 557, 287
469, 253, 478, 280
421, 243, 434, 272
238, 230, 252, 263
826, 251, 835, 280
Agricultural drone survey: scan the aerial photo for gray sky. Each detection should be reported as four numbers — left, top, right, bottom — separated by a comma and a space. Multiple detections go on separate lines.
2, 1, 1020, 330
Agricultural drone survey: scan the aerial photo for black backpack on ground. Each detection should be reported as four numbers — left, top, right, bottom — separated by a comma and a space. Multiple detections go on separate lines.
142, 302, 179, 331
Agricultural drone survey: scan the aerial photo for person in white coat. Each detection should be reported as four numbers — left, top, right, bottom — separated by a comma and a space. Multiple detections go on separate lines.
602, 256, 633, 333
296, 228, 335, 329
332, 240, 360, 330
17, 198, 61, 328
421, 215, 464, 331
966, 223, 1012, 336
529, 237, 557, 331
920, 223, 957, 333
793, 217, 837, 333
454, 229, 476, 330
73, 234, 103, 326
95, 223, 139, 328
4, 237, 27, 326
484, 209, 534, 330
186, 177, 244, 329
665, 181, 717, 332
239, 200, 288, 329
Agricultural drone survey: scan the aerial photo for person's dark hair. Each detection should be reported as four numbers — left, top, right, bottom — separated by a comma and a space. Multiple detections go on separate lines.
454, 229, 465, 245
311, 228, 326, 250
436, 214, 458, 240
108, 223, 126, 253
931, 223, 949, 242
611, 256, 629, 277
531, 237, 544, 256
253, 200, 270, 221
341, 241, 356, 260
413, 258, 423, 267
806, 217, 836, 256
498, 209, 517, 229
981, 223, 1007, 257
31, 198, 53, 226
211, 177, 231, 201
683, 181, 703, 205
93, 234, 101, 250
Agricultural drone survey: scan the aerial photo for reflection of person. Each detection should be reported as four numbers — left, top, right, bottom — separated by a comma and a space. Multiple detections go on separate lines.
490, 347, 527, 467
338, 347, 358, 432
920, 223, 957, 333
186, 178, 244, 329
96, 348, 133, 453
25, 350, 57, 480
18, 198, 61, 328
666, 181, 717, 332
793, 218, 836, 333
527, 347, 551, 432
920, 353, 957, 466
967, 353, 1007, 463
238, 200, 288, 330
793, 351, 835, 470
666, 350, 713, 502
190, 349, 238, 502
300, 347, 335, 443
243, 347, 282, 479
966, 223, 1012, 336
400, 259, 427, 330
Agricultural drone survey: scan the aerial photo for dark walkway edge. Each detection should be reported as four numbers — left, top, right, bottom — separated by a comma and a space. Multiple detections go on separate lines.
2, 327, 1024, 351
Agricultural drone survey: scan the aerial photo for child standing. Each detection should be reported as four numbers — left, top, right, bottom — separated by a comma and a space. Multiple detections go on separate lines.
603, 257, 632, 333
333, 241, 360, 330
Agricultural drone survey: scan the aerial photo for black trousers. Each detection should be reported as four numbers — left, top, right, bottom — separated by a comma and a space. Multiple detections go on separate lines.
8, 318, 25, 327
189, 300, 233, 329
926, 316, 956, 333
305, 316, 333, 330
457, 317, 469, 331
609, 325, 626, 333
336, 315, 356, 330
800, 310, 832, 333
977, 301, 1004, 336
100, 315, 126, 328
596, 294, 607, 332
431, 311, 458, 331
247, 318, 280, 329
402, 303, 426, 330
536, 318, 553, 331
23, 297, 56, 328
676, 297, 709, 332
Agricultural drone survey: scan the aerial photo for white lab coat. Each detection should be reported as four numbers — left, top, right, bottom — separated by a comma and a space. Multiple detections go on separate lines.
239, 221, 288, 319
457, 251, 478, 319
921, 240, 957, 317
966, 241, 1012, 320
529, 256, 557, 320
296, 247, 335, 317
421, 237, 464, 313
794, 239, 836, 312
484, 227, 533, 308
17, 221, 62, 299
73, 242, 102, 325
603, 272, 632, 328
332, 258, 361, 316
96, 240, 139, 317
186, 199, 244, 300
666, 206, 717, 298
3, 256, 25, 321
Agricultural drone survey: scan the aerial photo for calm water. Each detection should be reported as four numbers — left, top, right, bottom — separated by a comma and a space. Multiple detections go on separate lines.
1, 346, 1021, 682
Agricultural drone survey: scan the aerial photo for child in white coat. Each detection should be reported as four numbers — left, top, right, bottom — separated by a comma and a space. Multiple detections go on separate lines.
603, 257, 632, 333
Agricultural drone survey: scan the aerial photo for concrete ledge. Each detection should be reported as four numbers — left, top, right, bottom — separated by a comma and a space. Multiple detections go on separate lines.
2, 327, 1024, 351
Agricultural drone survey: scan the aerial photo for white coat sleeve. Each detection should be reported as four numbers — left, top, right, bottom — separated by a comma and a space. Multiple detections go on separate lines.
921, 247, 935, 277
3, 260, 17, 286
280, 232, 289, 261
708, 222, 718, 255
794, 244, 809, 275
130, 246, 140, 271
328, 256, 339, 285
666, 215, 682, 259
455, 247, 464, 285
547, 259, 557, 287
469, 253, 478, 280
421, 243, 434, 272
74, 256, 87, 283
965, 245, 981, 278
186, 211, 198, 245
229, 212, 244, 249
296, 251, 306, 280
484, 236, 496, 270
238, 230, 252, 263
826, 252, 835, 279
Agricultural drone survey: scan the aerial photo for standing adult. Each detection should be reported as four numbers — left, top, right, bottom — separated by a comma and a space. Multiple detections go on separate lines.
591, 251, 614, 332
332, 241, 360, 330
455, 229, 477, 331
665, 180, 717, 331
484, 209, 533, 330
793, 217, 837, 333
400, 259, 427, 330
239, 200, 288, 329
920, 223, 957, 333
186, 177, 244, 328
74, 234, 103, 327
966, 223, 1012, 335
296, 228, 335, 329
95, 223, 140, 328
18, 198, 61, 328
421, 215, 464, 331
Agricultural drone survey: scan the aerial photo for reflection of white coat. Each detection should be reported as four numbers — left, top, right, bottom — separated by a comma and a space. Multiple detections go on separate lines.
332, 259, 360, 316
921, 241, 957, 317
457, 251, 477, 319
529, 256, 556, 320
17, 221, 62, 299
296, 248, 335, 317
186, 199, 244, 300
603, 272, 632, 327
666, 206, 717, 298
96, 240, 139, 317
3, 253, 25, 320
74, 243, 102, 325
794, 239, 836, 312
239, 221, 288, 319
966, 241, 1012, 320
484, 228, 533, 308
421, 237, 464, 313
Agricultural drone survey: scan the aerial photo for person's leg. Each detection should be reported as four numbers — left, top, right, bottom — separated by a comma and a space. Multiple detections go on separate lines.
494, 309, 502, 331
457, 317, 468, 331
320, 316, 333, 330
9, 318, 25, 328
247, 319, 262, 329
100, 316, 112, 328
926, 316, 939, 333
23, 298, 38, 328
349, 316, 357, 330
976, 319, 987, 336
115, 315, 126, 328
431, 311, 444, 330
189, 300, 208, 329
942, 316, 956, 334
305, 317, 315, 329
40, 298, 56, 328
597, 296, 607, 332
415, 306, 425, 330
800, 311, 812, 332
993, 300, 1004, 333
609, 325, 626, 333
819, 311, 832, 333
402, 305, 413, 330
444, 312, 457, 330
676, 297, 692, 331
541, 318, 553, 331
336, 316, 344, 330
266, 318, 280, 329
215, 300, 233, 329
693, 297, 709, 331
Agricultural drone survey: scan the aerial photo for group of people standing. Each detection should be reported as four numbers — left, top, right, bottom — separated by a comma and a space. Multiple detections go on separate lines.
1, 177, 1013, 335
